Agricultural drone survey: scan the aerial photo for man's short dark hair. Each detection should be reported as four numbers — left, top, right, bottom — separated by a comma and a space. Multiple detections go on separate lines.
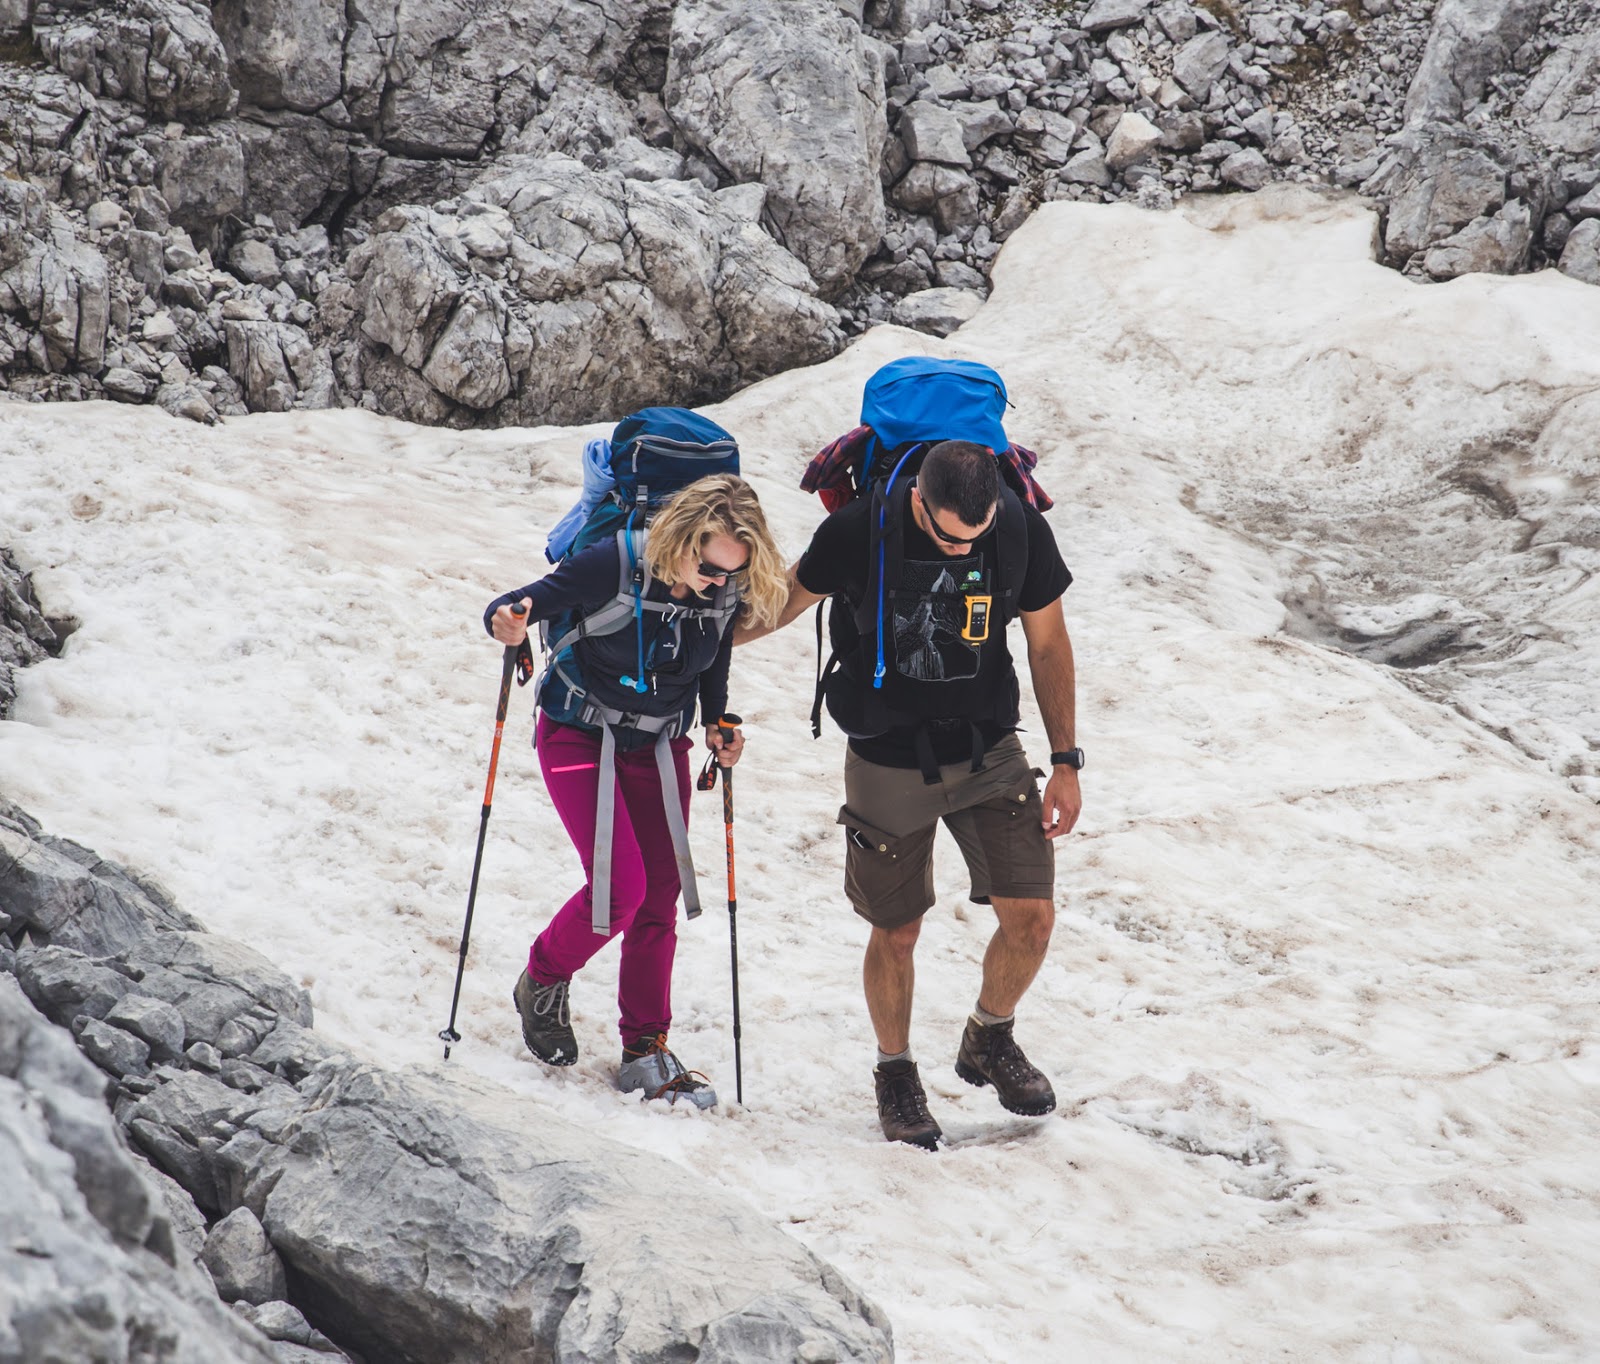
919, 441, 999, 527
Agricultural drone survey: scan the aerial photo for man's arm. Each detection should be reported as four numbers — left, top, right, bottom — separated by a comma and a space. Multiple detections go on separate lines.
1019, 597, 1081, 839
733, 561, 826, 646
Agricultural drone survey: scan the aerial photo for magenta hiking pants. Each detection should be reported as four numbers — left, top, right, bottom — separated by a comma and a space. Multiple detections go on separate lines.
528, 713, 694, 1041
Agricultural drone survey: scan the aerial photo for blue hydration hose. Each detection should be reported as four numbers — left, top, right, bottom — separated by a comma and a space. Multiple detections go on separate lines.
874, 448, 918, 689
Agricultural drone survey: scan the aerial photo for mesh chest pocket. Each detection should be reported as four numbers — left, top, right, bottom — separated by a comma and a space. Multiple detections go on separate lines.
889, 555, 984, 683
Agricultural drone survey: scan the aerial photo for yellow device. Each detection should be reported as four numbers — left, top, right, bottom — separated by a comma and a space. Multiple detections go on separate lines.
962, 594, 992, 643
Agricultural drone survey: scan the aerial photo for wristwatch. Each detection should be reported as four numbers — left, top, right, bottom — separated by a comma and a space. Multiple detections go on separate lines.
1050, 748, 1085, 770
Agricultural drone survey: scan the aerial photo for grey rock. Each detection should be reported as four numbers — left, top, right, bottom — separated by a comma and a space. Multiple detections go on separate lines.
888, 162, 982, 232
1405, 0, 1546, 125
1160, 112, 1206, 152
934, 259, 988, 291
1559, 219, 1600, 285
227, 1061, 894, 1364
1081, 0, 1155, 35
201, 1207, 288, 1305
101, 366, 156, 402
1063, 149, 1114, 187
958, 100, 1013, 152
1219, 148, 1271, 190
1155, 2, 1197, 44
667, 0, 887, 295
1423, 199, 1534, 278
1518, 31, 1600, 159
923, 63, 971, 101
155, 382, 221, 425
1381, 147, 1509, 264
236, 113, 354, 229
75, 1015, 153, 1077
900, 102, 972, 167
35, 0, 236, 121
211, 0, 345, 113
1567, 185, 1600, 221
1173, 30, 1231, 100
352, 156, 838, 426
229, 239, 282, 288
1107, 112, 1162, 171
13, 947, 131, 1028
113, 933, 312, 1047
234, 1299, 339, 1352
128, 1066, 246, 1211
224, 319, 317, 412
0, 977, 281, 1364
105, 993, 188, 1061
889, 285, 982, 335
157, 127, 247, 235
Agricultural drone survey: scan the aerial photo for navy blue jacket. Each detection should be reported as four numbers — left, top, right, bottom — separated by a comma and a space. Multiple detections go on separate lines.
484, 539, 733, 747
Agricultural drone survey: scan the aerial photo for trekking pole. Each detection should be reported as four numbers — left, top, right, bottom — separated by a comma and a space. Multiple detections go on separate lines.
440, 602, 527, 1061
698, 713, 744, 1103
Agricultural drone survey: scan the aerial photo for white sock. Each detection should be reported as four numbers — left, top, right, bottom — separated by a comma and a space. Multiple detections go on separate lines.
876, 1047, 912, 1067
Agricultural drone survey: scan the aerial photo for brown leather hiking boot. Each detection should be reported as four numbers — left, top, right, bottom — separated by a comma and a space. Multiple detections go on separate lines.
873, 1059, 942, 1150
954, 1017, 1056, 1116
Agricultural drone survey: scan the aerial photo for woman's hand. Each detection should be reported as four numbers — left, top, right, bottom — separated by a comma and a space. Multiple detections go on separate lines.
705, 723, 745, 767
491, 598, 532, 646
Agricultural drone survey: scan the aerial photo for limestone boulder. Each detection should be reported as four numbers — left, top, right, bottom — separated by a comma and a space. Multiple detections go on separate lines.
0, 976, 283, 1364
1404, 0, 1548, 125
349, 155, 840, 426
666, 0, 887, 295
1423, 199, 1534, 278
34, 0, 236, 121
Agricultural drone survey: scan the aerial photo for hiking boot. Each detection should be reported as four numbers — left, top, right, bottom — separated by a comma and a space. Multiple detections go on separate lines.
873, 1059, 942, 1150
512, 970, 577, 1066
619, 1033, 717, 1109
954, 1017, 1056, 1116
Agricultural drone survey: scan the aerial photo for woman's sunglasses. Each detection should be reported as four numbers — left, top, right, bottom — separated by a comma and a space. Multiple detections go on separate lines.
697, 558, 748, 582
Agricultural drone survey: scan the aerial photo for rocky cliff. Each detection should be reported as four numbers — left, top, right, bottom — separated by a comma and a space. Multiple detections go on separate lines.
2, 0, 1597, 427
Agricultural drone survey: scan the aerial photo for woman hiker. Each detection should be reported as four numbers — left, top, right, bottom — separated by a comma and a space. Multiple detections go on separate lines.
484, 474, 787, 1106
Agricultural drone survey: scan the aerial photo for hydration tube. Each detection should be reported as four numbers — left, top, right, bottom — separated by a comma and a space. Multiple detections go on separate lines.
873, 447, 919, 689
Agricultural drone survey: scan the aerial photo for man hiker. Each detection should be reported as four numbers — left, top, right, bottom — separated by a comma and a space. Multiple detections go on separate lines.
737, 437, 1081, 1149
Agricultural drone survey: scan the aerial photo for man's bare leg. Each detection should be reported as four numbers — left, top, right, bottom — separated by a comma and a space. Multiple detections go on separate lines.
960, 896, 1057, 1116
977, 896, 1054, 1017
863, 917, 922, 1053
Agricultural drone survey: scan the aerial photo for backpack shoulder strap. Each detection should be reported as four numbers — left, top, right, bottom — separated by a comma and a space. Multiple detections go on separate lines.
993, 486, 1028, 623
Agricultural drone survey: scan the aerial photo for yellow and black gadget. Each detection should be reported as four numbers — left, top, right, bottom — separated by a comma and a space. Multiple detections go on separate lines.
961, 594, 992, 643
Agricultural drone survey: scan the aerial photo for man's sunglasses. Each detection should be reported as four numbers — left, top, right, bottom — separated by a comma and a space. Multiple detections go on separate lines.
915, 485, 994, 545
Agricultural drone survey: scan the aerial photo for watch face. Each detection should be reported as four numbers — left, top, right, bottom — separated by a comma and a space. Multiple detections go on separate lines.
1054, 748, 1084, 769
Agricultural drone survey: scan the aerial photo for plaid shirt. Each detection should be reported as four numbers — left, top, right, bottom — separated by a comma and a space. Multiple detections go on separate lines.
800, 425, 1053, 514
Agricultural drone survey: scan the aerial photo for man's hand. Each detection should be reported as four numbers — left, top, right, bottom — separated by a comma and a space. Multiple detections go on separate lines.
491, 598, 532, 646
1040, 766, 1081, 839
706, 723, 745, 767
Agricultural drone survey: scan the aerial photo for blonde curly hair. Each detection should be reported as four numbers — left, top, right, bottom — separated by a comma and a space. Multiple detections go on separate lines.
644, 474, 788, 630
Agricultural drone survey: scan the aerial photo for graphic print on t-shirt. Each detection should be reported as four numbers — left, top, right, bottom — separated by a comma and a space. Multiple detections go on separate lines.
892, 554, 983, 682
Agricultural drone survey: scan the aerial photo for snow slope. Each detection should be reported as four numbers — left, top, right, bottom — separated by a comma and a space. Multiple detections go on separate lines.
4, 185, 1600, 1362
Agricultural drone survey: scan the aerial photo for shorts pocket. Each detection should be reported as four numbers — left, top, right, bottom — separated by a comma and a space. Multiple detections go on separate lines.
836, 808, 904, 858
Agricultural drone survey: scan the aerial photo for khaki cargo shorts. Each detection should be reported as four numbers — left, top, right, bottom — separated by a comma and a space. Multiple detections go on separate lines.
837, 733, 1055, 929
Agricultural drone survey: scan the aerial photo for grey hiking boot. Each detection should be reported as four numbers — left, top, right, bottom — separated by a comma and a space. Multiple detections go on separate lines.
954, 1016, 1056, 1116
619, 1033, 717, 1109
874, 1059, 942, 1150
513, 970, 577, 1066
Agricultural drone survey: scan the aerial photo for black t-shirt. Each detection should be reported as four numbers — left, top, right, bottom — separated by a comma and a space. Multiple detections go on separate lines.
796, 494, 1071, 767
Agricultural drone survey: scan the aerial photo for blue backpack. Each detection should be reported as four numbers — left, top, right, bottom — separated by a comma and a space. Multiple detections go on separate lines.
858, 356, 1010, 476
536, 406, 742, 721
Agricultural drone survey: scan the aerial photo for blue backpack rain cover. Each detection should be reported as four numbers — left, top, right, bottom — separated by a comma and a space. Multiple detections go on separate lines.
859, 357, 1009, 478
